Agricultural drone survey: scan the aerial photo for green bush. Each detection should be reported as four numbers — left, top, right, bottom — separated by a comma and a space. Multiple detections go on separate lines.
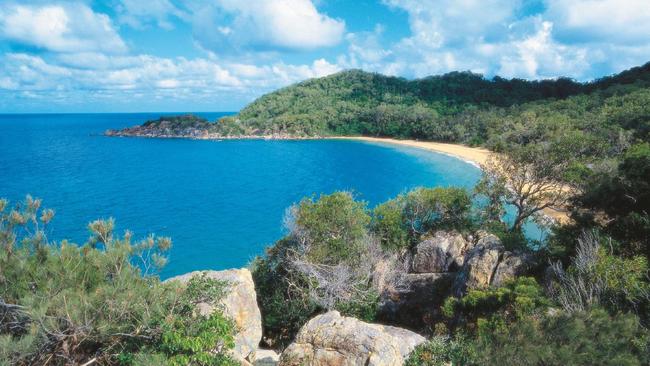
0, 197, 236, 365
250, 249, 319, 349
548, 231, 649, 315
293, 192, 371, 264
371, 187, 471, 251
402, 187, 472, 235
405, 336, 474, 366
372, 198, 410, 251
442, 277, 549, 332
465, 308, 650, 366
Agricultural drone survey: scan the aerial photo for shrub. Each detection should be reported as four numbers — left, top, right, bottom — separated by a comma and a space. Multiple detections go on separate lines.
252, 192, 385, 348
549, 231, 649, 314
0, 196, 236, 365
372, 198, 410, 251
402, 187, 472, 235
371, 187, 472, 251
466, 308, 650, 366
291, 192, 370, 265
405, 336, 474, 366
250, 249, 319, 349
442, 277, 549, 332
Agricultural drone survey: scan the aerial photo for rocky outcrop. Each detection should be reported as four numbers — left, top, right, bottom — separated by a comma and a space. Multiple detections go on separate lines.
279, 311, 425, 366
452, 232, 534, 295
379, 273, 453, 328
453, 232, 504, 295
454, 233, 505, 296
411, 232, 470, 273
491, 251, 532, 287
378, 231, 535, 329
254, 349, 280, 366
166, 269, 262, 362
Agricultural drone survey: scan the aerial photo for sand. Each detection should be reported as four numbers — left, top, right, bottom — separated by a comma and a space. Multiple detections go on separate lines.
331, 136, 492, 167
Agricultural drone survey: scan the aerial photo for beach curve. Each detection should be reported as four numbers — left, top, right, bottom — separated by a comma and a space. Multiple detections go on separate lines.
332, 136, 570, 223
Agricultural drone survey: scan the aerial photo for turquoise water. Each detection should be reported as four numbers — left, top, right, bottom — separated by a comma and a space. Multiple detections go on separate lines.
0, 113, 529, 278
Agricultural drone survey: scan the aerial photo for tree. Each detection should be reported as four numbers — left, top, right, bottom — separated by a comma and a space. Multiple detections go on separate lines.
579, 142, 650, 258
477, 147, 573, 232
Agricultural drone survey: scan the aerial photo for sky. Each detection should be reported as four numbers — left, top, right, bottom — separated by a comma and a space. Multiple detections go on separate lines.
0, 1, 649, 113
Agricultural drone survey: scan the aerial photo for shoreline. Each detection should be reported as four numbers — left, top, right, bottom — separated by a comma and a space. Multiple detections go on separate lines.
106, 132, 491, 167
106, 132, 569, 223
333, 136, 569, 224
330, 136, 490, 168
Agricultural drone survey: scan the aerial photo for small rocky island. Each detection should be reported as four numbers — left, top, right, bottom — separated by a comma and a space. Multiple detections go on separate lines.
105, 114, 306, 140
105, 114, 221, 139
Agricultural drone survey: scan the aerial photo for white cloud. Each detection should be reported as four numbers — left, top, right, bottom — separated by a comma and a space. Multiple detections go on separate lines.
156, 78, 180, 88
346, 26, 392, 64
370, 0, 650, 80
0, 3, 127, 54
191, 0, 345, 53
0, 51, 339, 98
497, 20, 589, 79
384, 0, 521, 49
547, 0, 650, 45
0, 50, 342, 111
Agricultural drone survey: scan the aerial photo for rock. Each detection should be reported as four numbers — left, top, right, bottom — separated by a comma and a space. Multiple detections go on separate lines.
372, 256, 403, 295
166, 269, 262, 361
491, 251, 532, 287
411, 232, 469, 273
453, 233, 504, 295
279, 311, 425, 366
379, 273, 453, 329
254, 349, 280, 366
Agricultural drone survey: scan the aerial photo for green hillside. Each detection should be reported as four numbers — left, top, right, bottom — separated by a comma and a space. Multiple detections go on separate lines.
224, 63, 650, 145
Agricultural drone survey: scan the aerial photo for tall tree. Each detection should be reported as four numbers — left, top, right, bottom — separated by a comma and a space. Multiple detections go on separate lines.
477, 146, 573, 231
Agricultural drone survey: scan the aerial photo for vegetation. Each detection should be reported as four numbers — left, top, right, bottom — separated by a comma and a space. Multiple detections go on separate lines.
462, 307, 649, 366
142, 114, 212, 130
373, 187, 472, 251
0, 197, 237, 366
36, 61, 650, 363
248, 183, 650, 364
476, 146, 573, 232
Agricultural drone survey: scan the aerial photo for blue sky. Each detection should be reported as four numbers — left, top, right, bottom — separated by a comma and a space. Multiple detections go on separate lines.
0, 0, 649, 113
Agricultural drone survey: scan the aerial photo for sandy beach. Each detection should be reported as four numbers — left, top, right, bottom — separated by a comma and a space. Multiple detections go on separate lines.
332, 136, 491, 167
334, 136, 570, 223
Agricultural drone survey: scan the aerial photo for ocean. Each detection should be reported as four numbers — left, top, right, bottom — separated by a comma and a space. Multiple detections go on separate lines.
1, 113, 493, 278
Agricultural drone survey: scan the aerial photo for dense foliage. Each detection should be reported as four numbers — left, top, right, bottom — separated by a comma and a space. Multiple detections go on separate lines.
251, 192, 381, 348
212, 63, 650, 147
0, 197, 237, 366
142, 114, 211, 130
372, 187, 472, 251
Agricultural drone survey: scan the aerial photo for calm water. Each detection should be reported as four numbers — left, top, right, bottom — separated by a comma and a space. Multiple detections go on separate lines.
1, 113, 498, 278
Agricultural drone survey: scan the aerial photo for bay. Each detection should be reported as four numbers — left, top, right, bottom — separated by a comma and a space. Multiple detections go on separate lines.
1, 113, 495, 278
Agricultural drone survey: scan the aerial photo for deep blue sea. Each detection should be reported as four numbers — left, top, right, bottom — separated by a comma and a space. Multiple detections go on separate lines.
0, 113, 537, 278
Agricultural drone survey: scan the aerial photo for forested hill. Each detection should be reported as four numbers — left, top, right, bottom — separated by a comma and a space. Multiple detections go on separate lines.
108, 62, 650, 152
229, 62, 650, 140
